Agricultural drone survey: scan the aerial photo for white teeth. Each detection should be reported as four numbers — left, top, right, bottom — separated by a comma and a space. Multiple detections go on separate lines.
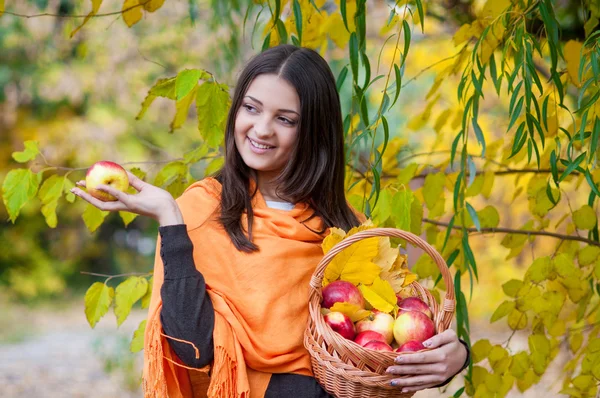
249, 138, 273, 149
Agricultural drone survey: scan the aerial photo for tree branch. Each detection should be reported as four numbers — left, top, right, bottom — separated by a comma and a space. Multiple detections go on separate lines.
423, 218, 600, 247
2, 1, 150, 19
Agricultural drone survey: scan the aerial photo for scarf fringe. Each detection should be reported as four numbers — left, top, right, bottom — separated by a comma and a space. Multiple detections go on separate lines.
143, 316, 169, 398
207, 346, 249, 398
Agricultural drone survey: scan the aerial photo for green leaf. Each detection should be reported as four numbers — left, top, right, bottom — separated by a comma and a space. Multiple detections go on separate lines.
466, 202, 480, 231
510, 352, 530, 378
114, 276, 149, 327
183, 146, 210, 164
559, 152, 586, 182
402, 20, 411, 64
141, 276, 153, 309
136, 77, 177, 120
2, 169, 42, 223
82, 203, 109, 233
472, 118, 486, 157
196, 82, 231, 147
12, 140, 40, 163
170, 85, 198, 133
130, 319, 147, 353
349, 32, 359, 79
491, 300, 514, 323
38, 175, 65, 228
154, 161, 187, 187
85, 282, 114, 329
204, 157, 225, 177
525, 257, 552, 283
292, 0, 302, 43
391, 189, 413, 231
336, 65, 349, 93
422, 172, 445, 210
415, 0, 424, 32
175, 69, 203, 101
502, 279, 523, 298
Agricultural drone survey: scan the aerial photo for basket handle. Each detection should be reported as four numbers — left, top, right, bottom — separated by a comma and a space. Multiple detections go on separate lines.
309, 228, 455, 332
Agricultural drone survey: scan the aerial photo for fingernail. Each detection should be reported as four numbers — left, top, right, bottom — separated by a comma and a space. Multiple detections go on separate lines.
423, 341, 431, 347
390, 381, 396, 386
395, 357, 403, 363
386, 367, 392, 373
401, 388, 407, 393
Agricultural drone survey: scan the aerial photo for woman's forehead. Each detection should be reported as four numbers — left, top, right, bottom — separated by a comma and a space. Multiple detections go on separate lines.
245, 74, 300, 111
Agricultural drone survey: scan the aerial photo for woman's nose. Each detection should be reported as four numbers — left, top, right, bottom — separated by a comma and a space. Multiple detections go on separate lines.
254, 120, 274, 138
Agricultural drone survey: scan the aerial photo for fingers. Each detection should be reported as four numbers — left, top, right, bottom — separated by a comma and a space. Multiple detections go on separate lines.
389, 375, 442, 392
71, 187, 127, 212
126, 171, 145, 192
422, 328, 457, 349
387, 363, 446, 376
394, 349, 446, 365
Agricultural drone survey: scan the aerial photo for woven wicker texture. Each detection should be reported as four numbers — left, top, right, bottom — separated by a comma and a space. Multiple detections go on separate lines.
304, 228, 456, 397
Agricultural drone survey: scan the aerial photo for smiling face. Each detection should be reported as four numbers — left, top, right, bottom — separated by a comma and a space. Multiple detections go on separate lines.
233, 74, 301, 184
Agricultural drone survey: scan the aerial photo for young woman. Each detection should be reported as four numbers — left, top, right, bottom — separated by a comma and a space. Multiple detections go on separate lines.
71, 44, 469, 397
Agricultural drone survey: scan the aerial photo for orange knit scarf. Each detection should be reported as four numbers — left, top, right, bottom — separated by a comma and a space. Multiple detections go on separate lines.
143, 178, 328, 397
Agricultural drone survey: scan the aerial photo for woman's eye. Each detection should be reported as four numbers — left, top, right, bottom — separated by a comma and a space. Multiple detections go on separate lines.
244, 104, 257, 113
279, 117, 296, 126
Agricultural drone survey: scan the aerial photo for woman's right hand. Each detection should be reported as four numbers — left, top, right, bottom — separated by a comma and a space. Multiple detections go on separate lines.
70, 171, 184, 226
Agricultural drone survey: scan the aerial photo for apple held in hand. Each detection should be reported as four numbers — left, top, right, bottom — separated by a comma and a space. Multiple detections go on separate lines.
397, 296, 433, 319
321, 280, 365, 309
354, 330, 387, 347
395, 340, 425, 353
86, 161, 129, 202
363, 340, 393, 352
355, 310, 395, 344
393, 310, 435, 346
324, 311, 356, 340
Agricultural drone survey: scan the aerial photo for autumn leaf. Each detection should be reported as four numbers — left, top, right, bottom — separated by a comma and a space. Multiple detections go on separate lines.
114, 276, 148, 327
373, 237, 398, 272
122, 0, 143, 27
329, 302, 371, 322
130, 320, 147, 353
322, 227, 346, 254
359, 277, 397, 313
70, 0, 103, 37
85, 282, 114, 328
323, 236, 379, 284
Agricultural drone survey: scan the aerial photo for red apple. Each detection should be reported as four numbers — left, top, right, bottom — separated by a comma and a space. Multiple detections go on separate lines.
324, 311, 356, 340
393, 311, 435, 346
363, 340, 393, 351
355, 310, 395, 344
395, 341, 425, 353
354, 330, 387, 347
86, 161, 129, 202
397, 297, 433, 320
321, 281, 365, 309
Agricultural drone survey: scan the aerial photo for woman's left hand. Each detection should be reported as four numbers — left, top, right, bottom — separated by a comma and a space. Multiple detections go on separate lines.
385, 329, 467, 393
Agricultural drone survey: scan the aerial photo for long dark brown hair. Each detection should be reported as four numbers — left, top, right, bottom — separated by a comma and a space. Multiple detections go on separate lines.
214, 44, 360, 252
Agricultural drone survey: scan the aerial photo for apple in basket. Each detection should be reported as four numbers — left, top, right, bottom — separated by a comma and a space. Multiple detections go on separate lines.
393, 310, 435, 346
397, 297, 433, 320
363, 340, 393, 352
321, 280, 365, 309
324, 311, 356, 340
355, 310, 395, 344
354, 331, 387, 347
395, 341, 426, 353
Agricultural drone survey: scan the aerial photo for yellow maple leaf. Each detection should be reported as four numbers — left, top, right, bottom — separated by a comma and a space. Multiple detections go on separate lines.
329, 302, 371, 322
323, 236, 379, 283
373, 237, 398, 272
322, 227, 346, 254
358, 277, 397, 314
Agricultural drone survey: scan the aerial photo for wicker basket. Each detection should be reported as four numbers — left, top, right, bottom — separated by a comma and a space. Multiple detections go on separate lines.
304, 228, 456, 398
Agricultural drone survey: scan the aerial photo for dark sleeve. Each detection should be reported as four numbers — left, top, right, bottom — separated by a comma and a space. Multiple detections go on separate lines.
430, 338, 471, 388
158, 224, 215, 368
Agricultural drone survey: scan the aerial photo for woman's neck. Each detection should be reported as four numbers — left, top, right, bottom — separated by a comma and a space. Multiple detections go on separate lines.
257, 172, 290, 202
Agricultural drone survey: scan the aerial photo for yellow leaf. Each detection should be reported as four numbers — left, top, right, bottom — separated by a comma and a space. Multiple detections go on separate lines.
340, 261, 381, 285
453, 24, 473, 46
471, 339, 493, 363
329, 302, 371, 322
402, 272, 417, 287
564, 40, 583, 87
143, 0, 165, 12
123, 0, 143, 28
373, 237, 398, 272
0, 0, 4, 17
573, 205, 597, 230
358, 277, 397, 313
322, 227, 346, 254
422, 172, 445, 210
70, 0, 103, 37
326, 13, 350, 49
481, 0, 511, 20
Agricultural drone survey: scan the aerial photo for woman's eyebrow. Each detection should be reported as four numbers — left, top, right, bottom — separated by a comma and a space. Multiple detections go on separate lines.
244, 95, 300, 116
